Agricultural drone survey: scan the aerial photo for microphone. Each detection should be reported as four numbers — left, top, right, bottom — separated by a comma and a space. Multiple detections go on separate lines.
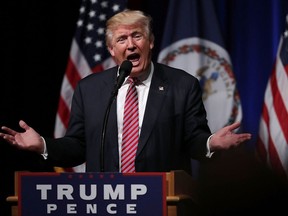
100, 60, 132, 172
115, 60, 133, 90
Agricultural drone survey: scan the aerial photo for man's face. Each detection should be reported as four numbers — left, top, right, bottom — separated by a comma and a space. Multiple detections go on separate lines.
107, 24, 154, 77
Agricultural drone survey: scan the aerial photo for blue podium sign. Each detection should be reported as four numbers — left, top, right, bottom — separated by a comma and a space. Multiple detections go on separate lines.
18, 172, 166, 216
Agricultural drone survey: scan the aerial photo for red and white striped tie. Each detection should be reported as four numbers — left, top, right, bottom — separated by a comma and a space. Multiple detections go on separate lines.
121, 77, 139, 173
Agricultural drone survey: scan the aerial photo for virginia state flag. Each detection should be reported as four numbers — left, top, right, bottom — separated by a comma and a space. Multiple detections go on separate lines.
157, 0, 242, 133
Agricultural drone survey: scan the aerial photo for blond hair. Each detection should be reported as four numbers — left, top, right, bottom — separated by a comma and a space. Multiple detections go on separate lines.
105, 10, 154, 47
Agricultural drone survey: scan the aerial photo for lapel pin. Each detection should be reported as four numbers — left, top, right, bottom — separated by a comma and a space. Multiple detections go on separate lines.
159, 86, 164, 91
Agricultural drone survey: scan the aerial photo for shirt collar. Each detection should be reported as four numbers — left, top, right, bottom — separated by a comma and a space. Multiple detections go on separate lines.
123, 62, 154, 86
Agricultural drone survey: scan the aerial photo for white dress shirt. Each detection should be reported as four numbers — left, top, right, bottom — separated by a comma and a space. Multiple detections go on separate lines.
117, 63, 154, 169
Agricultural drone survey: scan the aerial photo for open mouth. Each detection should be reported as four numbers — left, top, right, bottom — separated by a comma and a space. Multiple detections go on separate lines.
127, 53, 140, 62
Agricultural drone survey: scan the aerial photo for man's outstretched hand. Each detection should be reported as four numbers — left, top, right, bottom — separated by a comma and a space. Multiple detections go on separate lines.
0, 120, 44, 154
209, 122, 252, 151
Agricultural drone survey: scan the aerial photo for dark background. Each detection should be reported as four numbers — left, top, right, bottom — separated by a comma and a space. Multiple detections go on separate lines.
1, 0, 288, 215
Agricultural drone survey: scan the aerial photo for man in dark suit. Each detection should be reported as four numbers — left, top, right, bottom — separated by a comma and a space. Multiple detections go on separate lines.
0, 10, 251, 174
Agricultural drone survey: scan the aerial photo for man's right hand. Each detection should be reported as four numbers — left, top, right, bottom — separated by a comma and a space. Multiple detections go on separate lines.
0, 120, 44, 154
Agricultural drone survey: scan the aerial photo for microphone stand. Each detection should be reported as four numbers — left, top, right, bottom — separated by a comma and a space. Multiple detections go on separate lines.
99, 60, 132, 172
100, 83, 119, 172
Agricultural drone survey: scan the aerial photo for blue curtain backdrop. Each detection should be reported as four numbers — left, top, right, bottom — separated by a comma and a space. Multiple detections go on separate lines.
146, 0, 288, 148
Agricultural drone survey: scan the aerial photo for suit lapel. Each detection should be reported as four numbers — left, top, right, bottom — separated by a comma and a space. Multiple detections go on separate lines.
137, 64, 169, 156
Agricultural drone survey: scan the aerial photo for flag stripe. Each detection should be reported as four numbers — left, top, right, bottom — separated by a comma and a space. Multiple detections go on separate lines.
57, 97, 70, 128
65, 58, 83, 89
270, 58, 288, 143
70, 39, 93, 79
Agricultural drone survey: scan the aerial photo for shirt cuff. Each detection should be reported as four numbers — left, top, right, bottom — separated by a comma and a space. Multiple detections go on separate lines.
206, 134, 214, 158
40, 136, 48, 160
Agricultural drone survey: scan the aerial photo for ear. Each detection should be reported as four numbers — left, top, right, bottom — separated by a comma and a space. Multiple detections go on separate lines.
149, 40, 154, 50
108, 46, 115, 57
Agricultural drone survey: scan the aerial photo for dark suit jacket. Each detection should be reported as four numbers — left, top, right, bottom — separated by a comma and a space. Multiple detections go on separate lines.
45, 62, 212, 174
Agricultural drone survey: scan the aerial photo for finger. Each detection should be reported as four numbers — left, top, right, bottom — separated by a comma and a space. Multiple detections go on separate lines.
240, 133, 252, 140
235, 133, 252, 144
19, 120, 30, 130
0, 134, 17, 144
1, 126, 18, 136
227, 121, 241, 131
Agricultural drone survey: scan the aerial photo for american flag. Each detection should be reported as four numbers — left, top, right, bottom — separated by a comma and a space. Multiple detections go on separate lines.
54, 0, 127, 172
257, 15, 288, 181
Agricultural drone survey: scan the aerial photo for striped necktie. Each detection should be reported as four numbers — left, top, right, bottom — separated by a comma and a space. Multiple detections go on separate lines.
121, 77, 139, 173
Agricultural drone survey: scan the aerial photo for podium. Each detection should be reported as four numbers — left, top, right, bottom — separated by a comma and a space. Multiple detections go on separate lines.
6, 170, 198, 216
166, 170, 199, 215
